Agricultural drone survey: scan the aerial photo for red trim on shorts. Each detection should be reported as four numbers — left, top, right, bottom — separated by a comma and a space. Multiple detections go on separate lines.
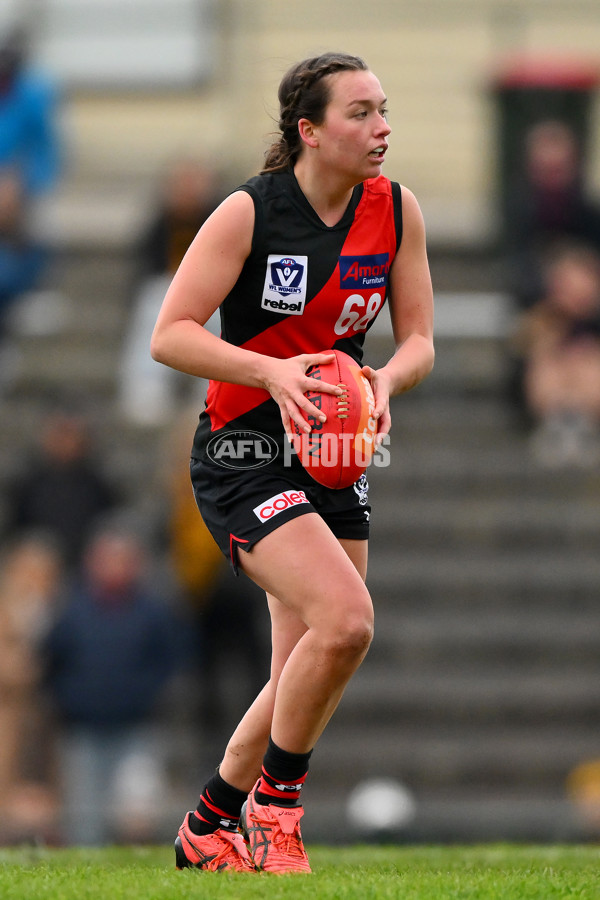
229, 532, 250, 575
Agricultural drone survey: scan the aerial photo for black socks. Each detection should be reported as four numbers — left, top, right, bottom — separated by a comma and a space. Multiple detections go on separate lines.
189, 737, 314, 836
254, 736, 313, 807
189, 770, 248, 835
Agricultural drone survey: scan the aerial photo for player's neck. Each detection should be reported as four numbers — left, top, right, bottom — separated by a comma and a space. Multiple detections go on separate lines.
293, 160, 354, 227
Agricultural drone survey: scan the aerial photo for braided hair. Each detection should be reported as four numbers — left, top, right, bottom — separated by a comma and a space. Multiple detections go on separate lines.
262, 52, 368, 174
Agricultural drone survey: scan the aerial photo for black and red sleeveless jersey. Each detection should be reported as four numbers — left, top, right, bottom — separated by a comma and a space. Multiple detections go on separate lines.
192, 169, 402, 464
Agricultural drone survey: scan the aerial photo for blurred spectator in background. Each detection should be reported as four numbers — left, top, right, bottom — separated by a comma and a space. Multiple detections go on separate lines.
0, 532, 63, 844
567, 758, 600, 840
504, 119, 600, 311
0, 170, 48, 337
0, 24, 62, 380
139, 157, 222, 280
4, 404, 118, 571
513, 243, 600, 467
119, 157, 223, 426
0, 25, 61, 200
43, 522, 182, 846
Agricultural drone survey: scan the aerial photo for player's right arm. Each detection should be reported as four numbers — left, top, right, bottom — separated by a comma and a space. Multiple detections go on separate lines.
150, 190, 338, 434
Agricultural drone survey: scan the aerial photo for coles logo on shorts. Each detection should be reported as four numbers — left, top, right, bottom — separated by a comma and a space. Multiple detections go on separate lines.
253, 489, 309, 521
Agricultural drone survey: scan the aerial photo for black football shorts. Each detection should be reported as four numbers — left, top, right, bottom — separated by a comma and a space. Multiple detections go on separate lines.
190, 456, 371, 574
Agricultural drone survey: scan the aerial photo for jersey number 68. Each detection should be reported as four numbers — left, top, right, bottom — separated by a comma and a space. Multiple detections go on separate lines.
334, 292, 384, 336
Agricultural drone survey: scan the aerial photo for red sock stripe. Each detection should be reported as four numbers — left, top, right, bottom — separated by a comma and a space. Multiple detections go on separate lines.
200, 790, 231, 819
258, 769, 307, 802
192, 811, 211, 825
261, 767, 308, 787
259, 781, 302, 801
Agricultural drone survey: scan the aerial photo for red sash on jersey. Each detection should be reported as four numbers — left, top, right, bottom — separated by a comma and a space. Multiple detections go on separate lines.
206, 176, 398, 431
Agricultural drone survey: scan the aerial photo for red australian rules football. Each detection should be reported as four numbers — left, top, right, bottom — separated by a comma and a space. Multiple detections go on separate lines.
292, 349, 378, 489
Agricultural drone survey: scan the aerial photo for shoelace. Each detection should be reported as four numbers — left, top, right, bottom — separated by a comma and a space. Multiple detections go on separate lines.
209, 832, 254, 871
269, 818, 306, 860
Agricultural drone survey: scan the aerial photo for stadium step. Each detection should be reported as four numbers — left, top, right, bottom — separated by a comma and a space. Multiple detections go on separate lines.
314, 720, 600, 793
301, 788, 578, 844
365, 609, 600, 668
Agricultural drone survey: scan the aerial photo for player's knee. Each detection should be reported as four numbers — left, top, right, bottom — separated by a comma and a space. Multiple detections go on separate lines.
325, 598, 374, 661
327, 624, 373, 668
341, 623, 373, 664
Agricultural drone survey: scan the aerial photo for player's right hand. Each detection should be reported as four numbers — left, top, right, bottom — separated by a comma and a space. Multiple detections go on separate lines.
260, 353, 342, 437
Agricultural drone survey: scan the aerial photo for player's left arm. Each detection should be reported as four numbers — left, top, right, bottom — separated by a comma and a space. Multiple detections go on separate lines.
361, 186, 434, 443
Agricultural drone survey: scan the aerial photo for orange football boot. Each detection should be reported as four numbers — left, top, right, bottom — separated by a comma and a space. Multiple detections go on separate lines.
239, 783, 311, 874
175, 812, 256, 873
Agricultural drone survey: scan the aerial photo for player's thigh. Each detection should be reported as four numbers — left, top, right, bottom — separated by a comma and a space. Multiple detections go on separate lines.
238, 513, 373, 636
265, 536, 368, 678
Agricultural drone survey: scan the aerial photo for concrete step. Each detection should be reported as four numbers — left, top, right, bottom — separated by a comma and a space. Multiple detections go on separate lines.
370, 442, 600, 500
428, 248, 504, 294
313, 720, 600, 791
54, 251, 138, 312
11, 335, 119, 393
398, 791, 578, 843
370, 608, 600, 665
338, 665, 600, 726
369, 494, 600, 553
387, 395, 520, 447
3, 243, 137, 385
367, 335, 511, 394
301, 788, 578, 844
367, 548, 600, 609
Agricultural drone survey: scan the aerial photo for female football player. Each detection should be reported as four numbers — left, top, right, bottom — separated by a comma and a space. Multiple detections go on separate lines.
151, 51, 434, 873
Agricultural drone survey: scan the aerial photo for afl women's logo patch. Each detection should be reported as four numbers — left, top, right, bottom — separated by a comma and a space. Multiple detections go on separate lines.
262, 254, 308, 315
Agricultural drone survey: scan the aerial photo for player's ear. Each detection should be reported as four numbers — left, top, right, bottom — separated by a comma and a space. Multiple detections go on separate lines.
298, 118, 319, 149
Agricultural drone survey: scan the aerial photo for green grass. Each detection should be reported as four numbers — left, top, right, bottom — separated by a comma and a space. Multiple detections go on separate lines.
1, 844, 599, 899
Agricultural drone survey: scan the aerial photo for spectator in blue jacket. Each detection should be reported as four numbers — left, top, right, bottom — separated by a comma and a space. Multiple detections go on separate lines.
0, 26, 61, 199
0, 25, 62, 351
43, 522, 182, 845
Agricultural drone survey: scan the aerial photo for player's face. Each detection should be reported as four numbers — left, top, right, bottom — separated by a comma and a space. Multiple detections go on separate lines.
314, 69, 391, 182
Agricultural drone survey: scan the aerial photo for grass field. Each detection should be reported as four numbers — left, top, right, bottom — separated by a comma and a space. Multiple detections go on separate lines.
1, 843, 599, 899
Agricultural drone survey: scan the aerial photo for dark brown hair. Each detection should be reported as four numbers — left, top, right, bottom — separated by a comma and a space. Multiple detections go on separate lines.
262, 52, 369, 174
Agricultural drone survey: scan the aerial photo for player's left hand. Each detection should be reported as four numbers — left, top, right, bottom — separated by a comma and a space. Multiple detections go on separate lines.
361, 365, 391, 446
